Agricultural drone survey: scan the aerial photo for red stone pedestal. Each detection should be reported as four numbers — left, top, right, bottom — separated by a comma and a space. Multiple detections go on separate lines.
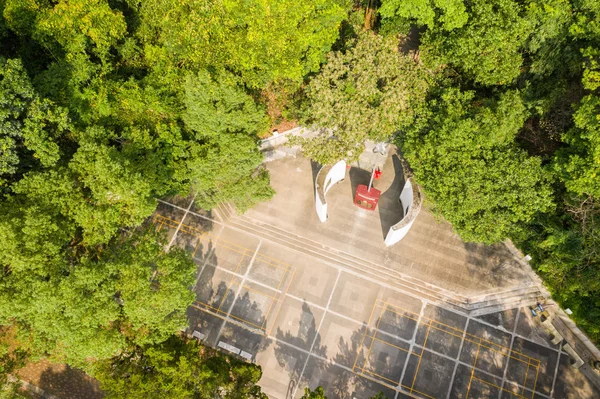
354, 184, 381, 211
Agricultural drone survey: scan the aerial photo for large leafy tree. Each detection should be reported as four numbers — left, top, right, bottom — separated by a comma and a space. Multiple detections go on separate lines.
295, 32, 430, 164
0, 223, 196, 365
300, 387, 328, 399
0, 0, 281, 371
180, 71, 274, 211
553, 1, 600, 199
402, 88, 554, 243
376, 0, 600, 343
520, 2, 600, 341
379, 0, 468, 31
524, 0, 575, 78
556, 95, 600, 198
124, 0, 351, 88
420, 0, 533, 86
93, 335, 267, 399
0, 58, 68, 190
517, 195, 600, 340
380, 0, 578, 86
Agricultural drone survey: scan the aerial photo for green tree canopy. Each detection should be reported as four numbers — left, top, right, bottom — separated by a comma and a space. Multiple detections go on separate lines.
0, 225, 196, 365
180, 71, 274, 211
93, 335, 267, 399
420, 0, 533, 86
379, 0, 468, 31
295, 32, 430, 164
555, 94, 600, 198
402, 88, 554, 243
0, 0, 281, 373
300, 387, 327, 399
124, 0, 351, 88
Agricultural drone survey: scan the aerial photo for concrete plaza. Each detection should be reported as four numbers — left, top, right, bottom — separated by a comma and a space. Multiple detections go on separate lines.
153, 153, 599, 399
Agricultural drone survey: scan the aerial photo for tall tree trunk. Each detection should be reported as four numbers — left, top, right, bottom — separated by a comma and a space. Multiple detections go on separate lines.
364, 0, 376, 30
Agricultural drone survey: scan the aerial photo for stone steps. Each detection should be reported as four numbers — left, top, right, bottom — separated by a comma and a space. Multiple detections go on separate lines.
219, 205, 469, 310
216, 203, 542, 316
248, 197, 510, 283
467, 287, 541, 316
244, 207, 498, 288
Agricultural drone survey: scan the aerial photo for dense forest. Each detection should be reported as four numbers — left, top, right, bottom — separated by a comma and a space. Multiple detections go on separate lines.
0, 0, 599, 397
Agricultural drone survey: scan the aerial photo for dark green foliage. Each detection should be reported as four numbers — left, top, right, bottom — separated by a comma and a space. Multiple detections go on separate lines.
379, 0, 467, 32
300, 387, 327, 399
512, 195, 600, 340
0, 0, 292, 376
0, 224, 196, 364
0, 0, 356, 393
421, 0, 533, 86
93, 335, 267, 399
0, 58, 68, 190
180, 71, 274, 211
121, 0, 351, 88
182, 71, 269, 140
403, 88, 554, 244
379, 0, 600, 341
2, 1, 600, 396
294, 32, 430, 164
555, 94, 600, 198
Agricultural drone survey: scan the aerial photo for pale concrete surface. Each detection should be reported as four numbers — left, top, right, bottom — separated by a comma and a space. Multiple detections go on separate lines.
154, 191, 600, 399
244, 153, 533, 297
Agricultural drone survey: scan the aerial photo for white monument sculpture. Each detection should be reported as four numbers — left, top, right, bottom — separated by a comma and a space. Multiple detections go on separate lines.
315, 160, 346, 223
384, 178, 421, 246
313, 160, 420, 246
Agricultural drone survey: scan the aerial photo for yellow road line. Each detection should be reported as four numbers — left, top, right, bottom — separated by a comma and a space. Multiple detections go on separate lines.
254, 252, 293, 268
229, 281, 279, 301
355, 367, 401, 387
267, 268, 296, 336
363, 334, 414, 355
374, 300, 541, 363
353, 300, 380, 371
411, 320, 432, 393
466, 340, 482, 398
215, 254, 246, 313
227, 313, 267, 331
362, 312, 384, 372
522, 363, 530, 395
472, 376, 531, 399
531, 364, 540, 399
191, 302, 227, 319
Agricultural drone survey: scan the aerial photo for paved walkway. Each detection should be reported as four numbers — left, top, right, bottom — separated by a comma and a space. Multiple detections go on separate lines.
154, 161, 599, 399
151, 148, 600, 399
246, 153, 538, 301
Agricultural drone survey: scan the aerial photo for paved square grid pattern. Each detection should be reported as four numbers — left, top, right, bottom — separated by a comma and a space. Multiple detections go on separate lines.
156, 198, 573, 399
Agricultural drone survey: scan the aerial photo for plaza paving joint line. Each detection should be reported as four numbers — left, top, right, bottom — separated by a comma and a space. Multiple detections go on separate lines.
166, 194, 197, 249
214, 240, 263, 344
446, 317, 471, 399
292, 269, 342, 399
398, 300, 426, 394
498, 309, 521, 399
549, 348, 564, 398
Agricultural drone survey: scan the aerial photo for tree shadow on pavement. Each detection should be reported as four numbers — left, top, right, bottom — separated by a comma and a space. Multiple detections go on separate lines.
349, 167, 372, 202
37, 364, 103, 399
309, 322, 395, 399
378, 154, 406, 239
188, 242, 271, 354
274, 301, 327, 394
311, 160, 322, 198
